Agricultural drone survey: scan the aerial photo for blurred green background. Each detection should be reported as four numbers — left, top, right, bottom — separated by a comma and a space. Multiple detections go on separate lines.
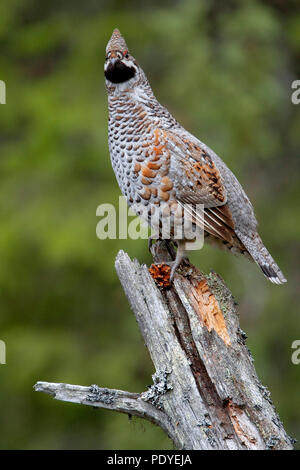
0, 0, 299, 450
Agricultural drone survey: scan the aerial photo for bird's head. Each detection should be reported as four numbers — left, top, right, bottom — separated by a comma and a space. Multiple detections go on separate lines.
104, 29, 140, 90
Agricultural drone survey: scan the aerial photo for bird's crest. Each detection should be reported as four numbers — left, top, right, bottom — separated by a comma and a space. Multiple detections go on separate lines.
106, 29, 129, 55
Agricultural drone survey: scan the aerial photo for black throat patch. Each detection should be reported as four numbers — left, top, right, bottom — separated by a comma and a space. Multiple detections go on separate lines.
105, 60, 136, 84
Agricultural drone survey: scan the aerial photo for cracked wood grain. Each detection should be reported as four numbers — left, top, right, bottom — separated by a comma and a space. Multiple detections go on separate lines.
34, 241, 294, 450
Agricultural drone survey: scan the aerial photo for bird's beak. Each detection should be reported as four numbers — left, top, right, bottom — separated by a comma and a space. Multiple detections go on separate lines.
109, 58, 118, 66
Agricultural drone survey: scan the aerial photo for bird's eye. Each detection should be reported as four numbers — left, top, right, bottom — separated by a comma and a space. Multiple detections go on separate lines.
125, 53, 129, 59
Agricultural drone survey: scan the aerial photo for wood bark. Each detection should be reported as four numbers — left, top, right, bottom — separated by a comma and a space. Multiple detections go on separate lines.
34, 242, 294, 450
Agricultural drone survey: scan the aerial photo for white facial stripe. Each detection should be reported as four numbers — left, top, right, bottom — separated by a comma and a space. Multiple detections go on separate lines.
104, 58, 136, 72
106, 51, 123, 60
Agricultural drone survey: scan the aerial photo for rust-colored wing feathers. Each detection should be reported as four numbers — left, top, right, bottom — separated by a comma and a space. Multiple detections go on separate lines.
165, 130, 226, 207
163, 130, 238, 245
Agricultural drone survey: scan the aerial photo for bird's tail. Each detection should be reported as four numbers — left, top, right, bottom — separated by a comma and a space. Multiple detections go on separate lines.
236, 231, 287, 285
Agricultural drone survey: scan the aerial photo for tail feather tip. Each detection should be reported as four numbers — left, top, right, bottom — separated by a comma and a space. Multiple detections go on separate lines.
259, 264, 287, 285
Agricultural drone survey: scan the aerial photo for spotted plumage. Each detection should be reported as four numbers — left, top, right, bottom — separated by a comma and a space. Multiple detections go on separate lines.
104, 29, 286, 285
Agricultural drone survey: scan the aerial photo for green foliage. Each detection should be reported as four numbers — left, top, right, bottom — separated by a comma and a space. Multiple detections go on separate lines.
0, 0, 299, 449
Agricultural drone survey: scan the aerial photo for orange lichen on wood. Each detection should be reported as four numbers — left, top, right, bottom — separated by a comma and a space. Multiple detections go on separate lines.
149, 264, 172, 289
192, 279, 231, 346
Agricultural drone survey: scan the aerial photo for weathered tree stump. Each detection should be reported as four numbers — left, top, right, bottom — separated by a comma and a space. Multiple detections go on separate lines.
34, 242, 294, 450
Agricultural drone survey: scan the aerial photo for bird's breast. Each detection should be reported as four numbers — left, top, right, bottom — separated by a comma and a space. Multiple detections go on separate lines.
108, 99, 175, 211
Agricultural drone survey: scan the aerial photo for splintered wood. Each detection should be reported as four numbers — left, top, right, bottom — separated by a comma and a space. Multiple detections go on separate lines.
191, 279, 231, 346
35, 247, 294, 451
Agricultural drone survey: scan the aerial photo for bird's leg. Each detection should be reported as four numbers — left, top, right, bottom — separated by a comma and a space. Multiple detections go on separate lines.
155, 241, 186, 281
148, 236, 177, 256
149, 238, 186, 281
165, 239, 177, 260
148, 235, 159, 252
169, 241, 187, 281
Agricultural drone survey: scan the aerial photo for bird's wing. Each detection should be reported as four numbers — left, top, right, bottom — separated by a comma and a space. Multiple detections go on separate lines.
163, 130, 237, 244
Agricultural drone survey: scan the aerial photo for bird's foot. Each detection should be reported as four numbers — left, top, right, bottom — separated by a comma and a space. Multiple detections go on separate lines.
159, 255, 188, 282
168, 258, 188, 281
148, 239, 187, 284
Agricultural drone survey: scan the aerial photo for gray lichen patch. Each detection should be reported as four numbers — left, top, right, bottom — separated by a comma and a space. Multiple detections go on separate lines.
266, 434, 280, 449
257, 383, 273, 405
197, 413, 212, 429
197, 413, 217, 447
141, 370, 173, 410
86, 385, 116, 405
237, 327, 248, 345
